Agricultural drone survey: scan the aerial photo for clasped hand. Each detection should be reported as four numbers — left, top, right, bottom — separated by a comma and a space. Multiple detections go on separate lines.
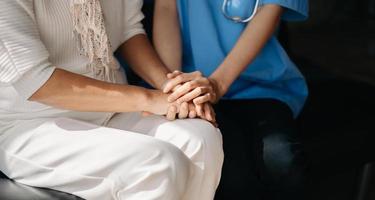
162, 70, 220, 125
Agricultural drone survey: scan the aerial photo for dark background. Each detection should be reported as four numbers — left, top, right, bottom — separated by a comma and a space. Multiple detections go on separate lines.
269, 1, 375, 199
286, 0, 375, 84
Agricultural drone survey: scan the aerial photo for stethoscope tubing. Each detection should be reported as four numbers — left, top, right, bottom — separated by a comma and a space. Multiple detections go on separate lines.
221, 0, 260, 23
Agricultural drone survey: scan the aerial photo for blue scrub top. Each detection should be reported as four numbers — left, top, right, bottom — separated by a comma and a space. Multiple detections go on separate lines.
177, 0, 309, 116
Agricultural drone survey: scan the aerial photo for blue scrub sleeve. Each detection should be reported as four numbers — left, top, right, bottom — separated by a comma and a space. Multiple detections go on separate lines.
260, 0, 308, 21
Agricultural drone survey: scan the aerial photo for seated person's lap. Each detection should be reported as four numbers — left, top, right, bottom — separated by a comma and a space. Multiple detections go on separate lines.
0, 113, 223, 200
214, 99, 305, 200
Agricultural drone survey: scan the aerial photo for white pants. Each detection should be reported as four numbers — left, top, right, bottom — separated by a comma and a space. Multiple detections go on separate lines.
0, 113, 224, 200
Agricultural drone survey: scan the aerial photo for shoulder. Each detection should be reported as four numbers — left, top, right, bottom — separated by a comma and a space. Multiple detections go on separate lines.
261, 0, 309, 21
0, 0, 36, 21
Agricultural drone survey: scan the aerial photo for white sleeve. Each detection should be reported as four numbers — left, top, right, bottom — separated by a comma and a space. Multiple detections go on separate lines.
123, 0, 146, 42
0, 0, 56, 99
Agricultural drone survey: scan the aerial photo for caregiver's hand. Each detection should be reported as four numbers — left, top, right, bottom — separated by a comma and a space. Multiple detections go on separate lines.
162, 70, 219, 104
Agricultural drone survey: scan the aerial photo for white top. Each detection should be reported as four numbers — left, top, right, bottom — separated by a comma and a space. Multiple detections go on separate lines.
0, 0, 145, 128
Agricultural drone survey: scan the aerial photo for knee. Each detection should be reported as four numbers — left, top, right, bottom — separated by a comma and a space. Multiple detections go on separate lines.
154, 119, 223, 163
143, 140, 191, 178
177, 119, 224, 166
151, 141, 194, 197
189, 119, 223, 148
260, 132, 304, 179
117, 140, 191, 199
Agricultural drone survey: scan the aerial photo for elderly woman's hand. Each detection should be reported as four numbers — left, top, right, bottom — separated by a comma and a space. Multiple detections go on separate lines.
167, 101, 217, 126
142, 90, 217, 125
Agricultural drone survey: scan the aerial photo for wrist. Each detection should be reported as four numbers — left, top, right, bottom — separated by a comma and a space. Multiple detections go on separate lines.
143, 89, 156, 113
115, 85, 154, 113
209, 75, 229, 99
157, 74, 169, 90
153, 65, 171, 90
142, 89, 169, 114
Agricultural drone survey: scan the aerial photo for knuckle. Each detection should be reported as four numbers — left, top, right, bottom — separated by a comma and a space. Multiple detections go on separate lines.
176, 75, 184, 82
164, 82, 172, 88
185, 82, 192, 88
179, 97, 187, 103
197, 97, 204, 103
196, 87, 203, 93
191, 80, 198, 87
171, 105, 177, 112
169, 95, 176, 100
194, 71, 202, 77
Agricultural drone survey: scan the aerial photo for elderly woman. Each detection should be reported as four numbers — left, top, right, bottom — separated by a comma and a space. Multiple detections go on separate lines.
0, 0, 223, 199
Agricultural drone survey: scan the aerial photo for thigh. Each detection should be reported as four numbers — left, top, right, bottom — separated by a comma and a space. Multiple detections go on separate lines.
214, 99, 305, 199
107, 113, 223, 160
0, 117, 189, 199
107, 113, 224, 200
213, 100, 266, 199
215, 99, 297, 156
243, 100, 305, 199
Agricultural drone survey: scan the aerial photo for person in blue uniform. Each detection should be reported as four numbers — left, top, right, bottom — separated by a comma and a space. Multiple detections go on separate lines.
153, 0, 309, 199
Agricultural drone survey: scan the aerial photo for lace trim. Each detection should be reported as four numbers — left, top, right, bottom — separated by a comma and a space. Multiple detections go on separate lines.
70, 0, 119, 82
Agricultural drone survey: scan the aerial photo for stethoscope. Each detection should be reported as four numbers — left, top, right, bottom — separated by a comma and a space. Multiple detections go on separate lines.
221, 0, 260, 23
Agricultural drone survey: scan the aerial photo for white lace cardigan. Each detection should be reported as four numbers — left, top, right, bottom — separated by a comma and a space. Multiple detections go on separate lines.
0, 0, 145, 127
